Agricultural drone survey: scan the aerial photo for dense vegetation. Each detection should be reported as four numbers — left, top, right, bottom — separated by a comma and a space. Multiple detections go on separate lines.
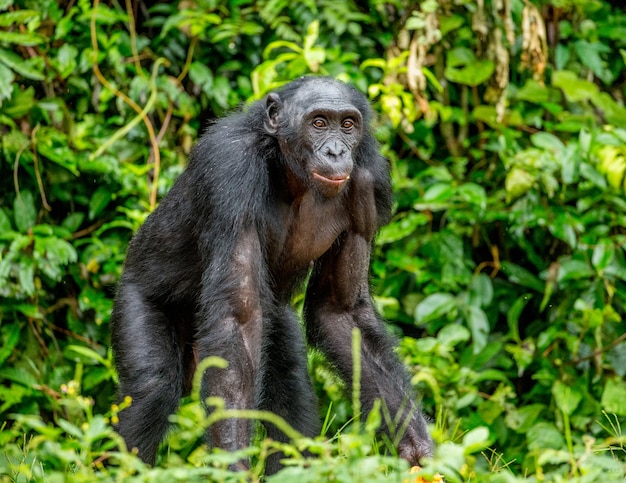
1, 0, 625, 481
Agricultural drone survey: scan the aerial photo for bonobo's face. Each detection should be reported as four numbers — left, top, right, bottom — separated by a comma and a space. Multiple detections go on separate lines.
265, 80, 364, 198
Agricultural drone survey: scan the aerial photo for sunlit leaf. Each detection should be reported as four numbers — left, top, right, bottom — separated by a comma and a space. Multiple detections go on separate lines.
552, 70, 599, 102
462, 427, 490, 454
445, 48, 494, 86
505, 167, 535, 200
437, 323, 470, 348
414, 293, 457, 325
0, 30, 46, 45
377, 212, 429, 244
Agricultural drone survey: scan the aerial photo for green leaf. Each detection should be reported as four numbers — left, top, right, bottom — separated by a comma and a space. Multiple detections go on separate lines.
462, 427, 490, 454
61, 212, 84, 233
505, 404, 545, 433
552, 70, 599, 102
552, 380, 582, 416
557, 258, 593, 282
465, 305, 489, 354
592, 241, 615, 271
14, 190, 37, 232
596, 145, 626, 190
437, 324, 470, 348
406, 15, 426, 31
527, 422, 566, 450
18, 260, 35, 294
4, 85, 35, 118
445, 48, 494, 86
574, 40, 612, 84
601, 377, 626, 416
0, 322, 20, 364
439, 14, 464, 36
52, 44, 78, 79
304, 46, 325, 73
64, 345, 108, 366
423, 183, 454, 203
555, 43, 570, 70
593, 92, 626, 125
78, 154, 118, 174
35, 236, 77, 266
88, 187, 112, 220
37, 132, 80, 176
381, 93, 402, 128
472, 105, 503, 128
303, 20, 320, 52
189, 61, 214, 95
0, 61, 13, 100
456, 182, 487, 211
421, 0, 438, 13
57, 419, 84, 439
506, 294, 533, 342
0, 367, 38, 388
0, 10, 40, 26
549, 218, 577, 249
516, 79, 558, 104
530, 132, 565, 152
0, 207, 12, 233
468, 273, 493, 307
0, 47, 45, 80
607, 342, 626, 378
377, 212, 428, 244
505, 167, 535, 200
580, 161, 607, 188
414, 293, 457, 325
79, 3, 128, 26
15, 303, 41, 319
0, 30, 46, 46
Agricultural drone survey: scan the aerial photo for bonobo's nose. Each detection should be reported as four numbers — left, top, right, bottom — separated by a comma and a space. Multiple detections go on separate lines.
325, 142, 347, 159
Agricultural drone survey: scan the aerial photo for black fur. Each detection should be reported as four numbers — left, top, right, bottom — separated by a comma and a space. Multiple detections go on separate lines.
110, 77, 432, 472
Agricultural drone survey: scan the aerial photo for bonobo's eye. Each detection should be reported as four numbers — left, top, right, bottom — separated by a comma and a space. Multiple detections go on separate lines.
312, 117, 327, 129
342, 118, 355, 130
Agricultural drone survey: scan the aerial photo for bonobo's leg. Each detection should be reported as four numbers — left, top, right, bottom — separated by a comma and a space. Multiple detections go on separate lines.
194, 228, 264, 464
257, 306, 320, 474
304, 234, 433, 463
111, 283, 184, 464
304, 165, 433, 463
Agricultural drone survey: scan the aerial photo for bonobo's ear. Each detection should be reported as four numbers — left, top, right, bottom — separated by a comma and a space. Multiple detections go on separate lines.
265, 92, 282, 134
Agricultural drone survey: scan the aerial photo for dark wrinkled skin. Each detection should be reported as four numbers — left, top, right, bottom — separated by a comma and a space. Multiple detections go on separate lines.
110, 77, 433, 473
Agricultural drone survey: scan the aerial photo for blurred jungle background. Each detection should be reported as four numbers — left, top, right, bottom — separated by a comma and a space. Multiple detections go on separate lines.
1, 0, 626, 481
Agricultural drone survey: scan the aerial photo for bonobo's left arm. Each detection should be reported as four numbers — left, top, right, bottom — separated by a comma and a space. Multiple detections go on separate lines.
303, 168, 433, 464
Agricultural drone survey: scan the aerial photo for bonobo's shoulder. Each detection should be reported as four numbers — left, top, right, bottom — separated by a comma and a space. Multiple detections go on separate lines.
187, 113, 268, 172
198, 113, 262, 150
180, 112, 270, 219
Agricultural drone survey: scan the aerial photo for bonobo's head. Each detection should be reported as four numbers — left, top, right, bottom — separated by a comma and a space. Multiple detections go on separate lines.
264, 77, 367, 198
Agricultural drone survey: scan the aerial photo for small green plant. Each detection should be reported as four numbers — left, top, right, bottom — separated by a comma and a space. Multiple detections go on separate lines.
1, 0, 626, 481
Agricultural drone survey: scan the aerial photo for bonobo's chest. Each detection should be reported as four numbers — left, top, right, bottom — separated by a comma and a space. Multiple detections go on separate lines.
271, 189, 350, 276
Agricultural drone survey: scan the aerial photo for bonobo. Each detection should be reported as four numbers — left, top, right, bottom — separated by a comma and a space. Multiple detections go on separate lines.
110, 76, 433, 471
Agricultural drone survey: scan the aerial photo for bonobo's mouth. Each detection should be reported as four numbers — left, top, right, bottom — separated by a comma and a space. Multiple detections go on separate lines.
312, 172, 350, 187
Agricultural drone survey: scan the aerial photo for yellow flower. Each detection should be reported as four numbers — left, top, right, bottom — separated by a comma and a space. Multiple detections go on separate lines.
405, 466, 445, 483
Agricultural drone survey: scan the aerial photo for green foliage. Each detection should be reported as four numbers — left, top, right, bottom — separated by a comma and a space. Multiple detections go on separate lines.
1, 0, 626, 481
